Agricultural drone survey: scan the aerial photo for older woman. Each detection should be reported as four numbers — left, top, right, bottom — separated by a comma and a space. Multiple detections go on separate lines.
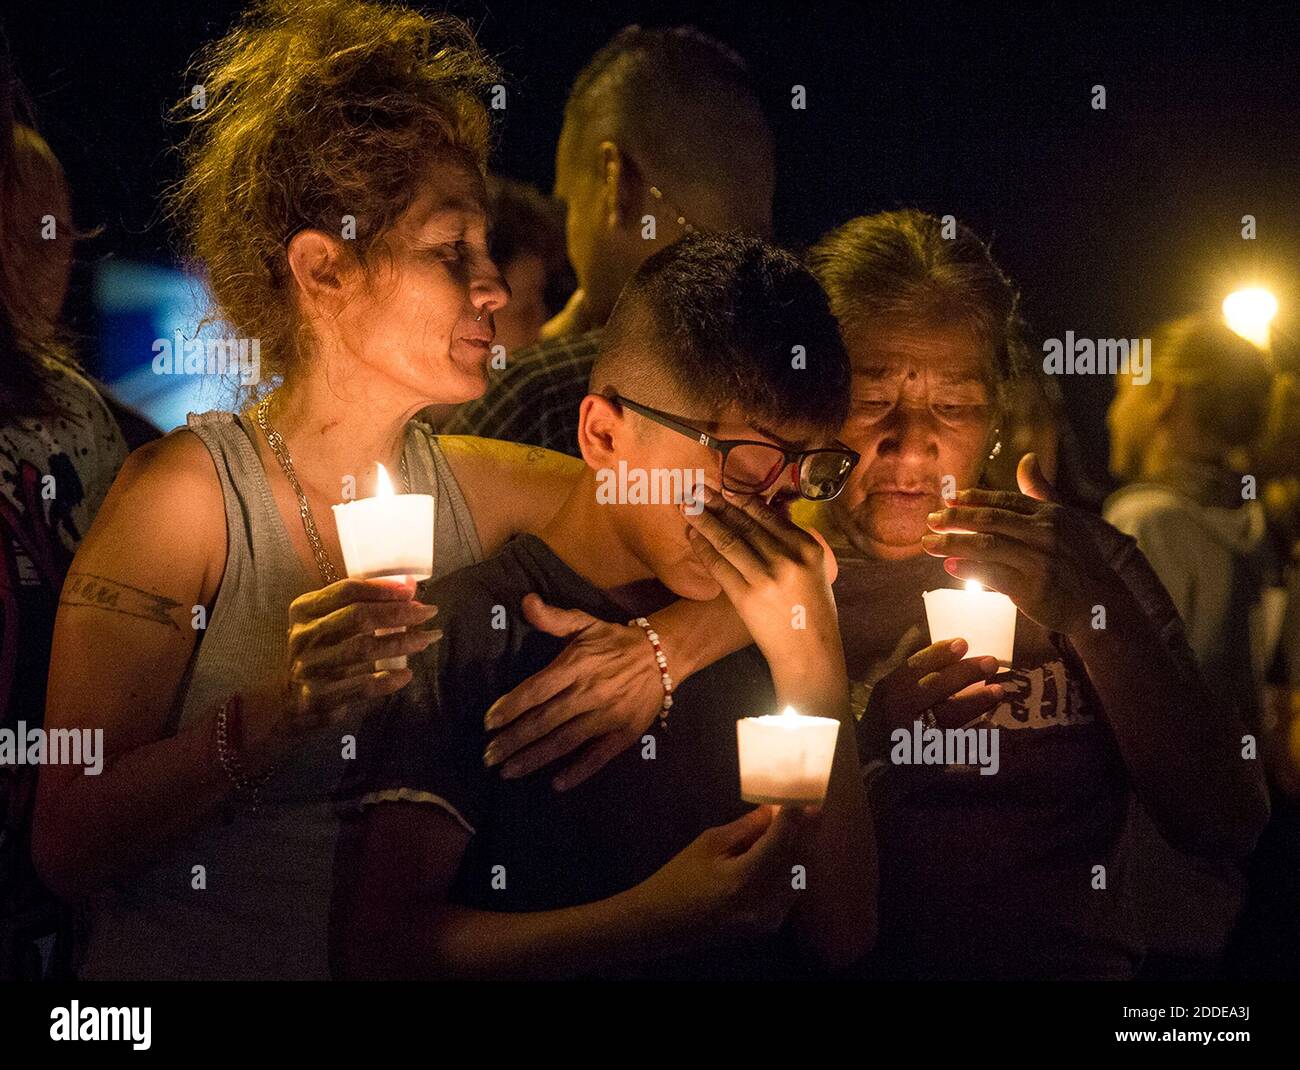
802, 209, 1269, 978
31, 0, 723, 980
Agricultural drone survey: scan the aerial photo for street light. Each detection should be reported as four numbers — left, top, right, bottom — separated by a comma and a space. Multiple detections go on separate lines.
1223, 287, 1279, 349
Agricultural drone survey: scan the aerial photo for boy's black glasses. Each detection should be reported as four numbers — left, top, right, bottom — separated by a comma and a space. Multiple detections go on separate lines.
605, 394, 860, 502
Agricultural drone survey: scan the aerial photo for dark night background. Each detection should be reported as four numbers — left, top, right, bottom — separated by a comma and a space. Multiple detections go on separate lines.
4, 0, 1298, 485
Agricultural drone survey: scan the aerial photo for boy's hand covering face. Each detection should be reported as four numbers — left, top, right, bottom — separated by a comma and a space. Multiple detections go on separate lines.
681, 482, 839, 666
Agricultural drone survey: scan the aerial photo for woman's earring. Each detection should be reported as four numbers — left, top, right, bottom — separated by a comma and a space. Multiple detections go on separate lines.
988, 432, 1002, 462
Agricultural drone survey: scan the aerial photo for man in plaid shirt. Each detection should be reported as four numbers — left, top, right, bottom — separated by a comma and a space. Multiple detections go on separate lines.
439, 330, 603, 455
439, 25, 775, 455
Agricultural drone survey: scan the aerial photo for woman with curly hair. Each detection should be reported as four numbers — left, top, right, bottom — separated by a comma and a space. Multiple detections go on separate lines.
30, 0, 713, 979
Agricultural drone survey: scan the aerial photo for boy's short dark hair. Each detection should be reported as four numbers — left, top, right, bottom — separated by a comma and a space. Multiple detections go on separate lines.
592, 232, 851, 435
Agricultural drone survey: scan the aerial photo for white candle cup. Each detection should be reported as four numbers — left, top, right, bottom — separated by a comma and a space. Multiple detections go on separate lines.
922, 581, 1017, 666
736, 706, 841, 806
331, 464, 435, 671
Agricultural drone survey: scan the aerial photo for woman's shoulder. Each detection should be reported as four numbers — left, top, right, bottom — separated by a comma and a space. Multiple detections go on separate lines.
423, 432, 582, 558
119, 418, 221, 483
102, 422, 227, 548
432, 433, 582, 508
66, 418, 229, 606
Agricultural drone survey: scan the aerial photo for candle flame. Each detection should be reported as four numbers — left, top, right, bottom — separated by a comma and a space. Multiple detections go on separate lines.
964, 579, 984, 593
375, 462, 395, 498
778, 705, 803, 720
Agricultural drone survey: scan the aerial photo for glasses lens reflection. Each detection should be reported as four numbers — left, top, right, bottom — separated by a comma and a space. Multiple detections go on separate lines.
799, 452, 853, 500
723, 443, 787, 493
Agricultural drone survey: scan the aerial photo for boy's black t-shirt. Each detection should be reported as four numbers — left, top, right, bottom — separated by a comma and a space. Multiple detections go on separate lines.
338, 534, 793, 979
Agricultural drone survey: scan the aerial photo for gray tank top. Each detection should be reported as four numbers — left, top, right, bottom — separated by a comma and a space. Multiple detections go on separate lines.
79, 411, 482, 979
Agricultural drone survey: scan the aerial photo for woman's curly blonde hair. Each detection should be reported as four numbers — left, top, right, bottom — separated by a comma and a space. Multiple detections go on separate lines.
169, 0, 501, 397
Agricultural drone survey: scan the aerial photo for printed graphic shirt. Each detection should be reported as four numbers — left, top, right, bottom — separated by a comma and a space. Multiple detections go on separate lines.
0, 360, 128, 978
822, 511, 1197, 979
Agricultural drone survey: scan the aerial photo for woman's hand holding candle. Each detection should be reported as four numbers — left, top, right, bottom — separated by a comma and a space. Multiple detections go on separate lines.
331, 462, 436, 670
241, 577, 439, 772
864, 636, 1004, 747
920, 452, 1128, 639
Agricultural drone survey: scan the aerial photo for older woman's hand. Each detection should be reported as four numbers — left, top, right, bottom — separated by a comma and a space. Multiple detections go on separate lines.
481, 594, 665, 790
865, 637, 1004, 743
920, 453, 1127, 638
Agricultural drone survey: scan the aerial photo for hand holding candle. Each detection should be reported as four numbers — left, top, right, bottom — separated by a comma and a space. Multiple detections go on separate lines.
331, 462, 435, 670
736, 706, 840, 806
923, 457, 1126, 639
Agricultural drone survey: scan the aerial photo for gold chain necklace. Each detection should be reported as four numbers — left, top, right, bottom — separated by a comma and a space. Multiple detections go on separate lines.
254, 394, 410, 586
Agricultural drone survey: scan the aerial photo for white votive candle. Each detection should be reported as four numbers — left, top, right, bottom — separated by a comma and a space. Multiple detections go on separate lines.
736, 706, 840, 806
922, 580, 1017, 665
331, 462, 435, 670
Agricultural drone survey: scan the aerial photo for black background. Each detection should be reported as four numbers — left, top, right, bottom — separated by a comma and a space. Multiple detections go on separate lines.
6, 0, 1299, 484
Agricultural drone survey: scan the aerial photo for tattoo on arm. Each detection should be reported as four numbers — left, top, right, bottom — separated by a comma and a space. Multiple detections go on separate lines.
60, 571, 185, 631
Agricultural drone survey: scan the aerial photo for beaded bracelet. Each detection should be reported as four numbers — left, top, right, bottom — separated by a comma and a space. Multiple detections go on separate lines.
629, 617, 673, 728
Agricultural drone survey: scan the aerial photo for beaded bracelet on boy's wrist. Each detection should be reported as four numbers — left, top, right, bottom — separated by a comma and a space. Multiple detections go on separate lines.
628, 617, 673, 728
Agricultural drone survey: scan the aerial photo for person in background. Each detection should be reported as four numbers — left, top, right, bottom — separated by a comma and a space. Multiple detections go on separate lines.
801, 209, 1268, 979
484, 174, 571, 355
0, 51, 129, 980
438, 24, 775, 455
1229, 407, 1300, 979
1106, 316, 1278, 724
422, 175, 570, 429
1105, 315, 1277, 979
